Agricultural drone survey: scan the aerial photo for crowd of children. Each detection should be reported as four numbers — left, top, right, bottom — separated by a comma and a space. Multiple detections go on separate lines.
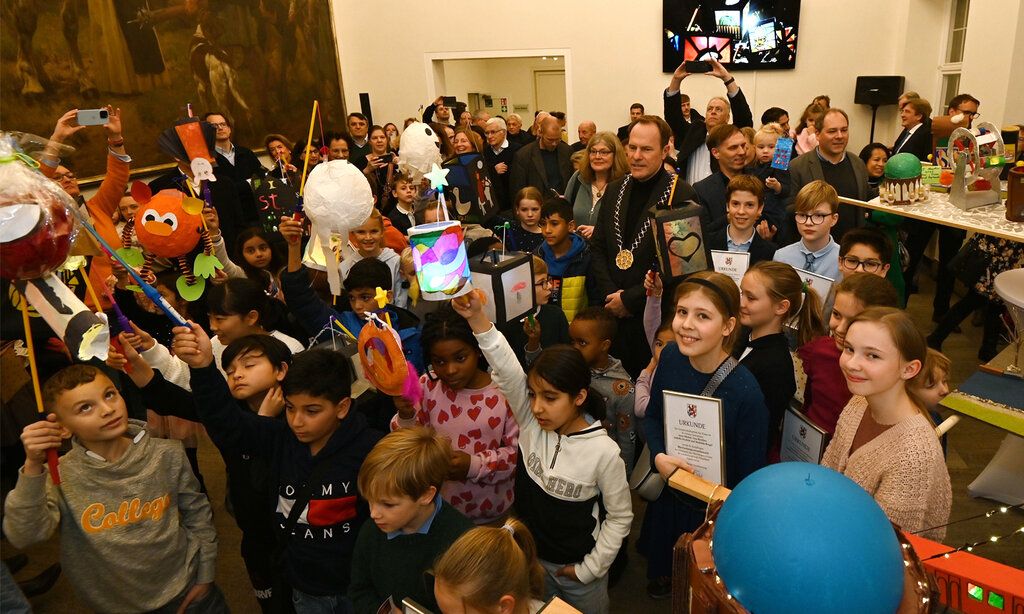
2, 106, 966, 614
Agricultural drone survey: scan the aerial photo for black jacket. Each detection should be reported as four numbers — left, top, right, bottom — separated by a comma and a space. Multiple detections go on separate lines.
483, 143, 520, 213
509, 140, 574, 196
892, 122, 933, 162
587, 169, 703, 317
190, 364, 383, 596
732, 331, 795, 450
704, 227, 777, 266
215, 145, 267, 182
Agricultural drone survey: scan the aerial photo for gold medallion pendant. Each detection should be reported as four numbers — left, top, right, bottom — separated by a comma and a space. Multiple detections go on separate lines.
615, 249, 634, 270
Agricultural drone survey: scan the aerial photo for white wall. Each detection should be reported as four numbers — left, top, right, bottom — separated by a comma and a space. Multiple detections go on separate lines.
332, 0, 1020, 155
441, 56, 567, 122
960, 0, 1024, 129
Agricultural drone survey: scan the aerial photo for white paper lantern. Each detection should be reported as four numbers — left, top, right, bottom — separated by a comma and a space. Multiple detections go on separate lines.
302, 160, 374, 294
398, 122, 442, 183
303, 160, 374, 232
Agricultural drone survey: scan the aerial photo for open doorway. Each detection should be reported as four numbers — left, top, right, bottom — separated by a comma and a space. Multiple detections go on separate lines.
424, 50, 572, 130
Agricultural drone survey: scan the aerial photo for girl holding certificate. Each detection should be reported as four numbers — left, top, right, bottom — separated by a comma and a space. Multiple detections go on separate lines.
822, 307, 951, 539
637, 271, 769, 599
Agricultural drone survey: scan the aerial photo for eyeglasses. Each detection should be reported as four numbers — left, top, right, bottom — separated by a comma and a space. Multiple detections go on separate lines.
957, 109, 980, 118
208, 122, 228, 128
534, 278, 551, 289
795, 212, 833, 225
589, 149, 613, 157
53, 172, 76, 182
841, 256, 885, 273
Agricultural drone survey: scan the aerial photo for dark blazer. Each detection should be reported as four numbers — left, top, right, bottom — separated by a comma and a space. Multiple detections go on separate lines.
483, 143, 519, 213
892, 122, 933, 161
509, 140, 574, 197
705, 227, 777, 265
616, 124, 631, 142
664, 88, 753, 171
214, 145, 266, 182
570, 141, 587, 153
508, 131, 534, 148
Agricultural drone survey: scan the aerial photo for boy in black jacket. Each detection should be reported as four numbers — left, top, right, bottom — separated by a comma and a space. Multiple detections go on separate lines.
173, 324, 382, 613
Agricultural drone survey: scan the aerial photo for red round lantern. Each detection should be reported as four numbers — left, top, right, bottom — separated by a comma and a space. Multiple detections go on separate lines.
0, 193, 74, 280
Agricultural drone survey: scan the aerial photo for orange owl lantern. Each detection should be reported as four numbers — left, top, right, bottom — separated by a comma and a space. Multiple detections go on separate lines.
120, 182, 221, 301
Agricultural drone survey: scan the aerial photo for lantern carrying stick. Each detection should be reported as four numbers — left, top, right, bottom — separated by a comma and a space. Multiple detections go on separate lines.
19, 301, 61, 484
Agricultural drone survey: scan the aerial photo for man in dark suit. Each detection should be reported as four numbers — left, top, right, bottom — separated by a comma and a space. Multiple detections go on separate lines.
703, 175, 777, 266
204, 112, 267, 182
509, 116, 573, 197
572, 120, 596, 152
616, 103, 645, 142
663, 59, 752, 187
588, 116, 704, 378
482, 117, 520, 213
693, 124, 753, 233
785, 108, 869, 244
892, 98, 933, 161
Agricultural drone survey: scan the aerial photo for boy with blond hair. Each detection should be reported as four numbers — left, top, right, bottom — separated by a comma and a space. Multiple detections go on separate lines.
349, 427, 473, 612
773, 180, 842, 280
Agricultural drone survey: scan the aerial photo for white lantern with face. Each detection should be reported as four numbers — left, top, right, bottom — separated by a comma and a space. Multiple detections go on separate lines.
398, 122, 442, 183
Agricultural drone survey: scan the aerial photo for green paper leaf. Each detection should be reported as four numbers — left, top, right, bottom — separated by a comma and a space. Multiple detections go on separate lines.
176, 276, 206, 302
116, 247, 145, 268
126, 285, 142, 293
193, 253, 224, 279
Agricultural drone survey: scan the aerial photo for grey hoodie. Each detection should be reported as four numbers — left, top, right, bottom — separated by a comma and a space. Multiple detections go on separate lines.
2, 420, 217, 612
591, 357, 636, 472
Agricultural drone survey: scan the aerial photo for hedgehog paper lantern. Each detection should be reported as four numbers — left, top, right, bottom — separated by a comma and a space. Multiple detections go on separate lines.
119, 182, 221, 301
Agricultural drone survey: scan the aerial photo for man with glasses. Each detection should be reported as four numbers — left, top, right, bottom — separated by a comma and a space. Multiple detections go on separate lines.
588, 115, 702, 378
37, 106, 131, 310
902, 93, 979, 319
786, 108, 870, 244
510, 116, 573, 196
482, 117, 520, 213
203, 112, 266, 182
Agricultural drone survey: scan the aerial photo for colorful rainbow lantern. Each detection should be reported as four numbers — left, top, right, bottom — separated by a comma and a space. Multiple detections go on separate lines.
409, 220, 472, 300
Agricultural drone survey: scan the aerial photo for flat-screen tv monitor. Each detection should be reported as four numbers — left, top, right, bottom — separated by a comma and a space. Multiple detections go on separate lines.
663, 0, 801, 72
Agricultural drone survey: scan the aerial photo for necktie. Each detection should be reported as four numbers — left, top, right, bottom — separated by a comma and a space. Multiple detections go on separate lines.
894, 129, 909, 152
804, 251, 817, 270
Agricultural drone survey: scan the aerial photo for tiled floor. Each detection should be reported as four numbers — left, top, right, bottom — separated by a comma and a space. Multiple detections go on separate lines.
4, 272, 1022, 613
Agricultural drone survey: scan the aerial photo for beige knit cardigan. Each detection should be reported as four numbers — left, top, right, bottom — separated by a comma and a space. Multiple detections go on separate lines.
821, 396, 952, 541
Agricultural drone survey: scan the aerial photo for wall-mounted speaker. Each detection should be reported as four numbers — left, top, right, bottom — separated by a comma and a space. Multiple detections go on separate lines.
854, 76, 906, 106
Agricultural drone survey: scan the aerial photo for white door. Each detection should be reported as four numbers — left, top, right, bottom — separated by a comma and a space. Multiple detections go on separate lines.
534, 70, 566, 115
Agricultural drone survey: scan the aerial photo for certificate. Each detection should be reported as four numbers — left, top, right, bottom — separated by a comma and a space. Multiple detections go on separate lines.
794, 268, 835, 304
710, 249, 750, 287
663, 391, 725, 486
780, 402, 828, 463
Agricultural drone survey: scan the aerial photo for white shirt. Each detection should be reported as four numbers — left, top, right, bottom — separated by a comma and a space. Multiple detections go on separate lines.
686, 144, 713, 186
215, 142, 236, 165
491, 139, 509, 155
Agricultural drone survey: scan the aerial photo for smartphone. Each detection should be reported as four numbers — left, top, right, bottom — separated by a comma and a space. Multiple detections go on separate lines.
77, 108, 109, 126
442, 96, 457, 108
684, 60, 713, 74
377, 152, 395, 164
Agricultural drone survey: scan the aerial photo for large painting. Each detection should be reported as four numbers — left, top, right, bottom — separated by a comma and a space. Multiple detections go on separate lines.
0, 0, 345, 179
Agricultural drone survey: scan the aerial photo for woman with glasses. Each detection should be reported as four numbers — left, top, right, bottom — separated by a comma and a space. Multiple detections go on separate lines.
563, 132, 628, 240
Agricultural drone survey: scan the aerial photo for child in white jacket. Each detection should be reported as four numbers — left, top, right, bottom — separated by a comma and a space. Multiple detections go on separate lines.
453, 292, 632, 614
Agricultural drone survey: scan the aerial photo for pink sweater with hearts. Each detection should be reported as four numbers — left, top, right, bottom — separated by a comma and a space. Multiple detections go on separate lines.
392, 376, 520, 524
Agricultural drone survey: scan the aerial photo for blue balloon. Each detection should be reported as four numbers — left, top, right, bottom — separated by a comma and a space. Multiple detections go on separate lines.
712, 463, 904, 614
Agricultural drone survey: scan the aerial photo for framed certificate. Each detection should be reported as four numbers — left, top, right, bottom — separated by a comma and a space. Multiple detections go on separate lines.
663, 391, 726, 486
710, 249, 751, 287
780, 402, 828, 463
794, 268, 835, 304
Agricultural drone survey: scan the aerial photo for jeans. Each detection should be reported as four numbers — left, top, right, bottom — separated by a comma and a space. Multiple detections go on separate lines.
148, 584, 230, 614
540, 559, 609, 614
0, 563, 30, 614
292, 589, 353, 614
